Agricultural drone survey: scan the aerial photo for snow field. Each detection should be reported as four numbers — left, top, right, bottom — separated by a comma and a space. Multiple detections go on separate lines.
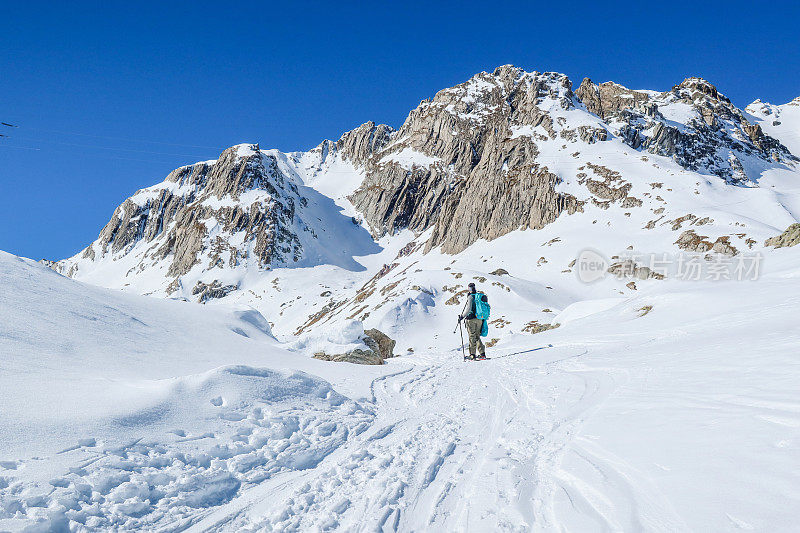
0, 253, 387, 531
1, 366, 372, 531
3, 246, 800, 531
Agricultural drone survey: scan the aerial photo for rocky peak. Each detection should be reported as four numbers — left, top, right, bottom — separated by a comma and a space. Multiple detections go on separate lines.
303, 122, 395, 172
575, 78, 657, 120
575, 74, 796, 183
346, 66, 797, 254
189, 144, 293, 200
673, 77, 730, 104
491, 63, 526, 81
58, 143, 306, 293
335, 121, 394, 166
348, 66, 585, 254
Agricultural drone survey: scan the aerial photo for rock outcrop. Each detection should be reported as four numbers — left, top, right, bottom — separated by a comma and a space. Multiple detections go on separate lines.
346, 67, 584, 254
313, 347, 383, 365
311, 328, 395, 365
607, 260, 666, 280
192, 280, 239, 303
364, 328, 396, 360
522, 321, 560, 334
675, 230, 738, 256
575, 77, 796, 184
336, 121, 394, 164
765, 223, 800, 248
575, 79, 657, 120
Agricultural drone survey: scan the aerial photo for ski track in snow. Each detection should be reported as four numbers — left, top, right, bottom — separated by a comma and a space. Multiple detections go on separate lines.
0, 252, 686, 532
178, 345, 679, 532
4, 247, 800, 531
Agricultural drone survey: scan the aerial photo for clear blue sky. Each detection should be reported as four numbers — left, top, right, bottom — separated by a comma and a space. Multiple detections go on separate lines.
2, 1, 798, 260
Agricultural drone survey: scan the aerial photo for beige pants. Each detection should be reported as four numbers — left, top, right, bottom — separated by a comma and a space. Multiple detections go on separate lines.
465, 318, 485, 356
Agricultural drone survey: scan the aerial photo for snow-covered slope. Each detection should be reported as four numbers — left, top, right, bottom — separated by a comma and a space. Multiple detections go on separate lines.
0, 252, 387, 531
208, 258, 800, 532
4, 245, 800, 531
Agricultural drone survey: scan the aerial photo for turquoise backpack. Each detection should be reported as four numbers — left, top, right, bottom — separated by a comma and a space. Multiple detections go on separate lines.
474, 292, 490, 337
474, 292, 490, 320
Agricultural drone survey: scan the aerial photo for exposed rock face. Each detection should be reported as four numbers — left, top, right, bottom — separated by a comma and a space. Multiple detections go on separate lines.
313, 348, 383, 365
336, 121, 394, 164
675, 230, 738, 256
575, 79, 657, 120
746, 96, 800, 156
607, 260, 665, 280
576, 77, 796, 184
38, 259, 62, 273
765, 223, 800, 248
364, 328, 396, 359
347, 67, 583, 254
522, 321, 560, 334
192, 280, 239, 303
58, 144, 307, 299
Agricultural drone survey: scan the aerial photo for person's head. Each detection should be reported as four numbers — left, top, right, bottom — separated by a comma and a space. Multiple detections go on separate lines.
468, 282, 476, 293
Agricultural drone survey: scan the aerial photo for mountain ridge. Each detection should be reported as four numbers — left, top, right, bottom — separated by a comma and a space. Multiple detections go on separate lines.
50, 65, 800, 341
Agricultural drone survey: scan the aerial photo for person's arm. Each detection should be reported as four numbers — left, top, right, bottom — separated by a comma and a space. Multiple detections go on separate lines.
458, 294, 472, 320
459, 293, 473, 320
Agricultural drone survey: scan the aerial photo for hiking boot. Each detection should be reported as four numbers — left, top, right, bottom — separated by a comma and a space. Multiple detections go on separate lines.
477, 354, 487, 360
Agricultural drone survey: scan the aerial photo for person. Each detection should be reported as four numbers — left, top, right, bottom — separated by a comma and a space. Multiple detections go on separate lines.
459, 283, 486, 360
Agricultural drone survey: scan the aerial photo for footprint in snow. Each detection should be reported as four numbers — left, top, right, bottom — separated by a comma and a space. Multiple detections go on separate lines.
220, 411, 246, 421
210, 396, 224, 407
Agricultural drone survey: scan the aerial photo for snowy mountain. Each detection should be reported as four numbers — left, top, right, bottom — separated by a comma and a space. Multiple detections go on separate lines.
54, 142, 380, 301
5, 65, 800, 530
52, 66, 800, 341
352, 69, 794, 253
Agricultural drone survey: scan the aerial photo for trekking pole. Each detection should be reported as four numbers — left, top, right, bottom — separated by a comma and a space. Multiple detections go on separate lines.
458, 319, 466, 360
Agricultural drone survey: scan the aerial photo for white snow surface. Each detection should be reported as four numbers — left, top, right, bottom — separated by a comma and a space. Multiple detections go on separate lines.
0, 253, 386, 531
378, 147, 441, 169
3, 241, 800, 530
